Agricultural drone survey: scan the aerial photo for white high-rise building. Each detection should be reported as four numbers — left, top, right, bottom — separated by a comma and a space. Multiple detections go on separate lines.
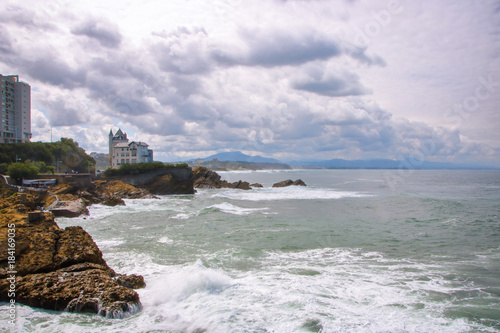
1, 75, 32, 143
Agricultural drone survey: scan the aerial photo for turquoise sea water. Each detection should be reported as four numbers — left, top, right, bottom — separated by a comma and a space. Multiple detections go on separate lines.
2, 169, 500, 332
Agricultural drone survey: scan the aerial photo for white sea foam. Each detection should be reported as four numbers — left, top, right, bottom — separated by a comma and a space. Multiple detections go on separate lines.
158, 236, 174, 244
209, 202, 268, 215
1, 248, 487, 333
215, 186, 371, 201
94, 239, 125, 249
170, 213, 192, 219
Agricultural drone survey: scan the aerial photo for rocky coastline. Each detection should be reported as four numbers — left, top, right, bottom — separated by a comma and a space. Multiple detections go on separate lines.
0, 166, 306, 318
0, 186, 145, 318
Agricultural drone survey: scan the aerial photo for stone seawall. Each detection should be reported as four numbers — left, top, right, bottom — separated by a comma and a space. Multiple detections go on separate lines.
35, 174, 93, 187
109, 167, 194, 195
118, 167, 191, 186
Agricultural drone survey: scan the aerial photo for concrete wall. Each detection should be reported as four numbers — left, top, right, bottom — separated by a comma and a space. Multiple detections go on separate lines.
35, 174, 93, 187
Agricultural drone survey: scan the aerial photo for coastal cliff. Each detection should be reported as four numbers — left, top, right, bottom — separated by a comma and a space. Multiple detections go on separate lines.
0, 186, 145, 317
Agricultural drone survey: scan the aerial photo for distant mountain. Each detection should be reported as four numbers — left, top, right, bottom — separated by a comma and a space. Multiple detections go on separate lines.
202, 151, 282, 164
189, 152, 498, 170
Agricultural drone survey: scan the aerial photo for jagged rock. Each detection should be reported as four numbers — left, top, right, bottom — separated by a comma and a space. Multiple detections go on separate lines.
144, 173, 195, 195
53, 226, 110, 270
192, 166, 223, 189
0, 191, 143, 317
223, 180, 252, 190
8, 267, 140, 317
192, 167, 253, 190
50, 198, 89, 217
93, 180, 153, 199
114, 274, 146, 289
250, 183, 263, 188
102, 195, 125, 207
272, 179, 307, 187
292, 179, 307, 186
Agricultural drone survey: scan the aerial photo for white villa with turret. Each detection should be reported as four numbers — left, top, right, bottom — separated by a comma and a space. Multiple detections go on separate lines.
109, 129, 153, 168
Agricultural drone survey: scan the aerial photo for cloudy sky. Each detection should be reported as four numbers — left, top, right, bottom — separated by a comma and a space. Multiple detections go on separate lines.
1, 0, 499, 164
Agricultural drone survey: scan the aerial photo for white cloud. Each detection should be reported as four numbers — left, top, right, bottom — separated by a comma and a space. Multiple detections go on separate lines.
0, 0, 498, 165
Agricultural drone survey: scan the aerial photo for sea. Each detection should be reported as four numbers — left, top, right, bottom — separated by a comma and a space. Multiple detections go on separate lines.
2, 169, 500, 332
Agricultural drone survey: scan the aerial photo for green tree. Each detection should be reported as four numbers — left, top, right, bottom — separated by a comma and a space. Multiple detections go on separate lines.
46, 166, 55, 175
0, 163, 8, 175
7, 163, 39, 184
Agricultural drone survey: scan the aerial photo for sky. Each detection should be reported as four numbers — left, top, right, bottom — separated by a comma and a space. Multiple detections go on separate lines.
1, 0, 499, 165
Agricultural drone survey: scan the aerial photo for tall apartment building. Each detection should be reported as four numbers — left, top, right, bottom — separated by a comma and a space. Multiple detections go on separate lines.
109, 129, 154, 168
0, 75, 32, 143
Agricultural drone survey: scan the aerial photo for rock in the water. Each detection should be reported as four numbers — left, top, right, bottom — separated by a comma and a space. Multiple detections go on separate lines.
272, 179, 307, 187
192, 166, 223, 189
192, 167, 255, 190
10, 266, 140, 318
50, 198, 89, 217
223, 180, 252, 190
250, 183, 263, 188
114, 274, 146, 289
144, 173, 195, 195
102, 195, 125, 206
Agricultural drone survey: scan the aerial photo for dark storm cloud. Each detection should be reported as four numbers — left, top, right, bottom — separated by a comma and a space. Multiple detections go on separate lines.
0, 28, 14, 54
25, 56, 87, 88
293, 73, 370, 97
0, 5, 59, 31
213, 28, 343, 67
240, 28, 342, 67
71, 18, 123, 48
42, 97, 90, 127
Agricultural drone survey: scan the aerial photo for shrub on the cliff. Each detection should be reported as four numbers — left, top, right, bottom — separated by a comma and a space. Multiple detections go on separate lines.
102, 162, 187, 178
7, 162, 39, 183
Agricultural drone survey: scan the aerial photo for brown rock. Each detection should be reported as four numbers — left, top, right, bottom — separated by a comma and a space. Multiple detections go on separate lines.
53, 226, 110, 270
144, 173, 195, 195
250, 183, 263, 188
192, 166, 223, 189
93, 180, 153, 199
50, 198, 89, 217
272, 179, 307, 187
292, 179, 307, 186
227, 180, 251, 190
192, 167, 254, 190
114, 274, 146, 289
0, 189, 143, 317
102, 195, 125, 207
4, 267, 140, 317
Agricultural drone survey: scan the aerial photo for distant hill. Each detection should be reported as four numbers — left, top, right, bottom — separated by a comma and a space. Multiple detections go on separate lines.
187, 151, 497, 170
203, 151, 282, 164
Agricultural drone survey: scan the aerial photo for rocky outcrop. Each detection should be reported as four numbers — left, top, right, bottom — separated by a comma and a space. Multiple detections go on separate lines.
13, 264, 140, 317
50, 198, 89, 217
0, 190, 144, 317
92, 180, 154, 201
192, 167, 254, 190
45, 180, 155, 217
192, 166, 223, 189
142, 173, 195, 195
272, 179, 307, 187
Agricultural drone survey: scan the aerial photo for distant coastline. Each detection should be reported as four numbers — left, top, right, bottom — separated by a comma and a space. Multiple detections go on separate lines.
183, 151, 500, 171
